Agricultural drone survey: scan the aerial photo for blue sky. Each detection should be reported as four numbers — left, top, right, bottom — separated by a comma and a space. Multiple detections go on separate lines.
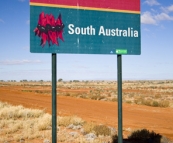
0, 0, 173, 81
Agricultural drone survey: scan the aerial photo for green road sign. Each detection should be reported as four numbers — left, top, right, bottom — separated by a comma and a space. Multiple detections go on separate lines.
30, 0, 141, 55
116, 49, 127, 54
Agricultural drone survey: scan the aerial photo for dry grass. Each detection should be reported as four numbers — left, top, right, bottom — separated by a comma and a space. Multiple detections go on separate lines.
0, 105, 44, 119
82, 122, 112, 137
3, 80, 172, 108
44, 80, 173, 107
37, 113, 52, 130
83, 122, 96, 134
58, 116, 84, 127
93, 125, 111, 136
0, 101, 50, 142
0, 101, 113, 143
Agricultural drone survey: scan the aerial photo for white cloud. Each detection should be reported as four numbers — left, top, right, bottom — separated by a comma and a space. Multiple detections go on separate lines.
141, 10, 173, 25
144, 0, 160, 6
0, 19, 4, 23
161, 5, 173, 14
141, 11, 157, 25
0, 60, 41, 65
167, 5, 173, 12
155, 13, 173, 21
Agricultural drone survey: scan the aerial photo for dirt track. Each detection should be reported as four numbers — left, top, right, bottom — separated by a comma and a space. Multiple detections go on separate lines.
0, 85, 173, 140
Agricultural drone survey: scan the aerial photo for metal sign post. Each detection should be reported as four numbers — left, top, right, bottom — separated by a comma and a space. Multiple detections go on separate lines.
117, 55, 123, 143
52, 53, 57, 143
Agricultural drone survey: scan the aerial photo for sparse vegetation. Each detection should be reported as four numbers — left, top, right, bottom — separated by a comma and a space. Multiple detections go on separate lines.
1, 80, 173, 108
0, 102, 115, 142
93, 125, 111, 136
111, 129, 165, 143
1, 80, 173, 142
58, 116, 84, 127
58, 78, 63, 82
83, 122, 96, 134
111, 134, 118, 143
128, 129, 162, 143
0, 102, 49, 142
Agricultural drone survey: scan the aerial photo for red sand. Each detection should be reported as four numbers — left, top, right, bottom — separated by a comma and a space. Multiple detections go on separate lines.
0, 85, 173, 140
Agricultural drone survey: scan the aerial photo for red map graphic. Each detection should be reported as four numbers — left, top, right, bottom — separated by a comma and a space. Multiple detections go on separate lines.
34, 12, 65, 47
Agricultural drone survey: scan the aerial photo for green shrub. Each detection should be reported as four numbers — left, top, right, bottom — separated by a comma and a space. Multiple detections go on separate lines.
73, 80, 80, 82
93, 125, 111, 136
98, 96, 105, 100
141, 99, 152, 106
70, 93, 79, 97
65, 93, 70, 96
159, 100, 169, 108
126, 100, 132, 104
152, 101, 159, 107
91, 95, 98, 100
128, 129, 162, 142
112, 98, 117, 102
111, 134, 118, 143
80, 95, 88, 99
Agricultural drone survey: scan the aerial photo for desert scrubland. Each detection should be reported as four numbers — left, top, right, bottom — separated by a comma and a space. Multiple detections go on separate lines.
0, 80, 173, 142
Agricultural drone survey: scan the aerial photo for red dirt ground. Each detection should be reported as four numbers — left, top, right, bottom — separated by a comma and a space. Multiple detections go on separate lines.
0, 85, 173, 140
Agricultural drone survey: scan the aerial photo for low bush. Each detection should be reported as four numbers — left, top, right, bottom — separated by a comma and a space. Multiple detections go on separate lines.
58, 116, 84, 126
83, 122, 96, 134
141, 99, 152, 106
93, 125, 111, 136
159, 100, 169, 108
134, 98, 170, 108
126, 100, 132, 104
152, 101, 159, 107
111, 129, 162, 143
111, 134, 118, 143
91, 95, 98, 100
111, 98, 117, 102
128, 129, 162, 142
98, 96, 105, 100
65, 93, 70, 96
83, 123, 112, 137
80, 95, 88, 99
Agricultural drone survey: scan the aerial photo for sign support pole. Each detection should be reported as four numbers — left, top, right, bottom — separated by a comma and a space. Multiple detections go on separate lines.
52, 53, 57, 143
117, 54, 123, 143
